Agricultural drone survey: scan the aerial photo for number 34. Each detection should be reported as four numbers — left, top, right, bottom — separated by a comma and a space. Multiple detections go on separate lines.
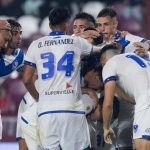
41, 51, 74, 79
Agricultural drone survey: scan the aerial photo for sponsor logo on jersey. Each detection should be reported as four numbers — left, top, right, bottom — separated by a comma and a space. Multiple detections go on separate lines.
66, 82, 72, 89
45, 89, 74, 95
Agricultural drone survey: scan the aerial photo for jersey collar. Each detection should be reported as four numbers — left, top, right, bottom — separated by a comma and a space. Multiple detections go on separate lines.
49, 31, 65, 36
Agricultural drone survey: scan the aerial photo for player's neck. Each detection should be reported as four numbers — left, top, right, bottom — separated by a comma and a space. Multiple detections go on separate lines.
5, 48, 14, 55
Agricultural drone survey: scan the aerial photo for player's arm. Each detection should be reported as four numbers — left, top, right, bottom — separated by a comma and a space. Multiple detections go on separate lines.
103, 81, 116, 144
23, 65, 39, 101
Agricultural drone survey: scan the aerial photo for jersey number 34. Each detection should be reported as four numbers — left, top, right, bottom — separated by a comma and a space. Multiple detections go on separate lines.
41, 51, 74, 79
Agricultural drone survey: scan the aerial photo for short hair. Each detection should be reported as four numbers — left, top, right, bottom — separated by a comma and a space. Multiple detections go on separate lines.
7, 19, 22, 28
49, 7, 71, 26
81, 54, 101, 77
97, 7, 117, 18
74, 12, 96, 26
99, 44, 119, 60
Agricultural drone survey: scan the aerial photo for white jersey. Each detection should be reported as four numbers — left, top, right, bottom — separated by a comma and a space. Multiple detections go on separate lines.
116, 33, 145, 53
24, 32, 93, 115
103, 53, 150, 113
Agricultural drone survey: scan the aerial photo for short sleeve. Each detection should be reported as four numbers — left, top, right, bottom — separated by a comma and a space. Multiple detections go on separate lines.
78, 37, 93, 55
102, 58, 118, 84
24, 41, 36, 68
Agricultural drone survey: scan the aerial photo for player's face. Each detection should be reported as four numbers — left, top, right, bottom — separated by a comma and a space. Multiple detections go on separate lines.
10, 26, 22, 49
96, 16, 117, 41
84, 70, 103, 90
0, 21, 12, 49
73, 19, 94, 35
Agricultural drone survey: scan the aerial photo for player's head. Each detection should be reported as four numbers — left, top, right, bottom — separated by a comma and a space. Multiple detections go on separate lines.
49, 7, 71, 32
0, 20, 12, 49
81, 55, 103, 90
99, 44, 119, 67
7, 19, 22, 49
96, 7, 118, 41
73, 12, 96, 35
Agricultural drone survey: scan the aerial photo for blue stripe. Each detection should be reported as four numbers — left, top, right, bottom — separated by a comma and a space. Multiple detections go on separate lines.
84, 146, 90, 150
141, 38, 147, 43
49, 31, 65, 36
21, 116, 29, 124
22, 97, 27, 104
126, 55, 147, 68
116, 36, 130, 54
104, 76, 117, 84
38, 110, 85, 117
24, 60, 36, 68
16, 137, 24, 141
142, 135, 150, 139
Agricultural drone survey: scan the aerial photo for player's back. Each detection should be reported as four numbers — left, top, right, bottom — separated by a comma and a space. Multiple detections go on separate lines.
105, 53, 150, 112
26, 33, 92, 114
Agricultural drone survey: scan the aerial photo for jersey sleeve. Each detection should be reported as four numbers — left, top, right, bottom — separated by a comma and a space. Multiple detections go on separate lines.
102, 58, 118, 84
24, 41, 36, 68
78, 37, 93, 55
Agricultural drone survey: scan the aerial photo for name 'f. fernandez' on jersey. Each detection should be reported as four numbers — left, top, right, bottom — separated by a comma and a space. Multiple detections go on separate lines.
24, 32, 93, 115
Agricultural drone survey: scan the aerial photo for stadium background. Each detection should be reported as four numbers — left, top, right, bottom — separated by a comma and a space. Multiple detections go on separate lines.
0, 0, 150, 149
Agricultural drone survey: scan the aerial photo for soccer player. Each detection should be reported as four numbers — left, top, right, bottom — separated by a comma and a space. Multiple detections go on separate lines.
0, 19, 23, 140
99, 44, 150, 150
23, 7, 101, 150
1, 19, 25, 148
96, 7, 150, 149
96, 7, 150, 54
0, 19, 12, 140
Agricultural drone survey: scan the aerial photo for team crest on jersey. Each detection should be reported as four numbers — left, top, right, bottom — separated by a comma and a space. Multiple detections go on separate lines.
133, 124, 138, 133
12, 60, 19, 70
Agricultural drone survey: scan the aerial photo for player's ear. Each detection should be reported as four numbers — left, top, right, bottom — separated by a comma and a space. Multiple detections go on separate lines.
114, 19, 118, 30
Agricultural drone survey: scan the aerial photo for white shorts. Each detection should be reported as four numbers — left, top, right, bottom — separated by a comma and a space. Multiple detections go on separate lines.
16, 92, 35, 141
133, 107, 150, 139
20, 101, 38, 150
38, 112, 90, 150
0, 113, 2, 140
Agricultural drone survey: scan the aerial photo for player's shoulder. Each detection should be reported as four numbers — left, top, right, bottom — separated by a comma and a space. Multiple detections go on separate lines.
107, 54, 125, 66
125, 33, 144, 42
32, 35, 49, 43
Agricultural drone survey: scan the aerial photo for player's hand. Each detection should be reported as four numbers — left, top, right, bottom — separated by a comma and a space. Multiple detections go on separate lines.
76, 30, 100, 39
103, 128, 116, 144
134, 42, 149, 58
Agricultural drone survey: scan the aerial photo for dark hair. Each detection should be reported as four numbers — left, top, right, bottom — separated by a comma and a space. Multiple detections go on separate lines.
84, 27, 103, 45
99, 44, 119, 60
7, 19, 21, 28
74, 12, 96, 26
49, 7, 71, 26
81, 54, 101, 77
97, 7, 117, 18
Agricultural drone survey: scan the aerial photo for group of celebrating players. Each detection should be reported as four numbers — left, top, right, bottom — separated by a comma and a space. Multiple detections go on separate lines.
0, 6, 150, 150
